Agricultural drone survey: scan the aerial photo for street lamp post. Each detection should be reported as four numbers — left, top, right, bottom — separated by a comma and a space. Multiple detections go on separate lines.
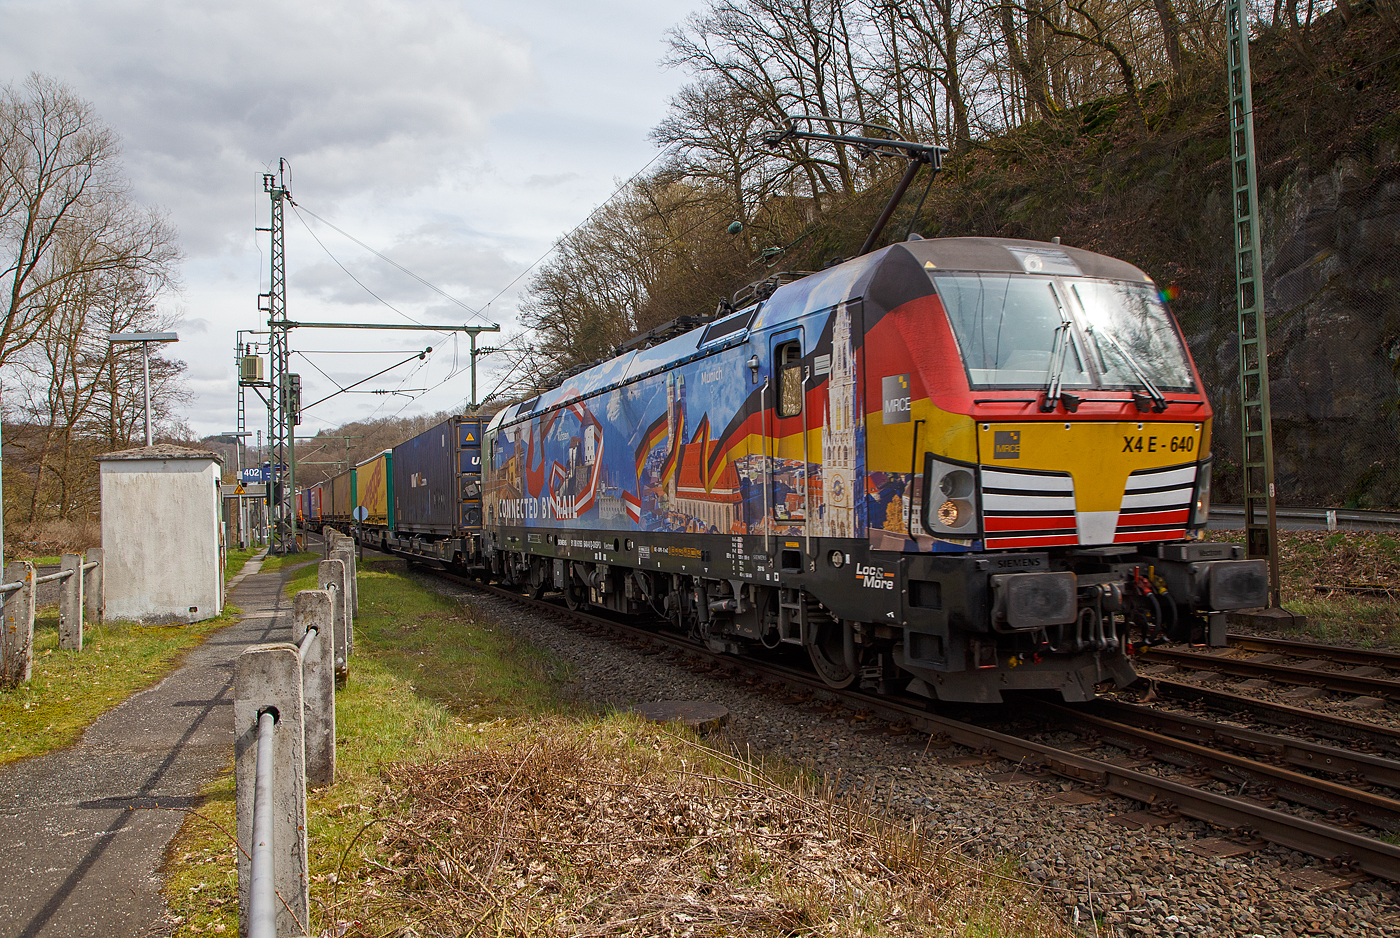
109, 332, 179, 447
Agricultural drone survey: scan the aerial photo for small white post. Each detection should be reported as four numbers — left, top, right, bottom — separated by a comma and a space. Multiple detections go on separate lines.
2, 561, 35, 687
234, 643, 309, 938
59, 553, 83, 651
84, 547, 104, 623
293, 589, 336, 787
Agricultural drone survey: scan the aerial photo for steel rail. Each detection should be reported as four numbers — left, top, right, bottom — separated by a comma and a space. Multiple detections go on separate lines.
1032, 700, 1400, 830
1084, 697, 1400, 790
1222, 634, 1400, 670
1146, 679, 1400, 758
249, 710, 278, 938
1139, 647, 1400, 697
431, 571, 1400, 882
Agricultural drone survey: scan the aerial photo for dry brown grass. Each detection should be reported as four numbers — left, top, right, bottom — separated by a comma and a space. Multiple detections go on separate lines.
326, 716, 1072, 938
6, 517, 100, 560
1210, 528, 1400, 645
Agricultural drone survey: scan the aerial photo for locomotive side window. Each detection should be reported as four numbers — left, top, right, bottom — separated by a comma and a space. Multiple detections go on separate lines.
777, 341, 803, 417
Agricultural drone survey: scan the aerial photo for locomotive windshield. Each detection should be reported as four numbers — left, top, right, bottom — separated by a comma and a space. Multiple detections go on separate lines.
934, 273, 1195, 392
1068, 281, 1195, 389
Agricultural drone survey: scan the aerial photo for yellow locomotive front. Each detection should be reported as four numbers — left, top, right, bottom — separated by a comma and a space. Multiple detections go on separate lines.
858, 239, 1265, 700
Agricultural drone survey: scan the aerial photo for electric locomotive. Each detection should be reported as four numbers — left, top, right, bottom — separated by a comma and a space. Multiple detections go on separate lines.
481, 235, 1267, 703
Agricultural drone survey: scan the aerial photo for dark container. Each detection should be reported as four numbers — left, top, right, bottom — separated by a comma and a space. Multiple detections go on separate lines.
324, 469, 354, 523
392, 418, 459, 535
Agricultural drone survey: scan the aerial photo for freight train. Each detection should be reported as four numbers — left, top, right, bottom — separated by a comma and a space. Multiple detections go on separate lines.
306, 235, 1268, 703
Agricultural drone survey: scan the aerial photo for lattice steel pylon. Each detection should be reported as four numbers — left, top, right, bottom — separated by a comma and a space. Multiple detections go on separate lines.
1226, 0, 1281, 606
262, 164, 296, 555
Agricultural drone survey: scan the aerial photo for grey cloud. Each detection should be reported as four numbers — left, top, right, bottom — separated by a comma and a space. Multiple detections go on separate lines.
525, 172, 584, 188
290, 224, 523, 314
0, 0, 535, 255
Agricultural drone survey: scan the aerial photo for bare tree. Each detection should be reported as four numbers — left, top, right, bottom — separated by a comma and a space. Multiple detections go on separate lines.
0, 74, 179, 371
11, 266, 184, 520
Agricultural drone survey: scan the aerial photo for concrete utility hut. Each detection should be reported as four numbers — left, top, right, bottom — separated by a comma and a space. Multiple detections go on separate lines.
97, 444, 224, 623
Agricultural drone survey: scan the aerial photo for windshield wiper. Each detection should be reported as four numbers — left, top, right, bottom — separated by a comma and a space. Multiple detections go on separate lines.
1040, 284, 1080, 413
1086, 326, 1168, 413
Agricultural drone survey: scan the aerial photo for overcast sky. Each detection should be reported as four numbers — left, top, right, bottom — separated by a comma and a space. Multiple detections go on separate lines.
0, 0, 704, 444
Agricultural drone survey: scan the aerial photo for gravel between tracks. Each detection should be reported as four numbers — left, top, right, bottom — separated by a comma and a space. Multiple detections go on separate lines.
420, 571, 1400, 937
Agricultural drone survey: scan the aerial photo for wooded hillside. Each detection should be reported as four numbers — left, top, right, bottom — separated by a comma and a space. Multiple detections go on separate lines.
514, 0, 1400, 508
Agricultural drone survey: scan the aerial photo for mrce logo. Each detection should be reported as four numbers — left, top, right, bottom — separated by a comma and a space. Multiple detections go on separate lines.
856, 563, 895, 589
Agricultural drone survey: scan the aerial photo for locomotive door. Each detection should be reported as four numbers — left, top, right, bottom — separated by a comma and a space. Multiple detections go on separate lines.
768, 329, 806, 530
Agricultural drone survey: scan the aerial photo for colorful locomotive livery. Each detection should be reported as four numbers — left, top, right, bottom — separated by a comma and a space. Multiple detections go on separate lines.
309, 236, 1268, 704
480, 237, 1268, 702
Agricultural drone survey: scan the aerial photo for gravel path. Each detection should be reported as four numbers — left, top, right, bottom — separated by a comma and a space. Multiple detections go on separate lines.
419, 570, 1400, 938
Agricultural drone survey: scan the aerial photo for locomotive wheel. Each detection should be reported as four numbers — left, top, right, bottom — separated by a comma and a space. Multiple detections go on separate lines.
563, 579, 588, 611
807, 620, 855, 689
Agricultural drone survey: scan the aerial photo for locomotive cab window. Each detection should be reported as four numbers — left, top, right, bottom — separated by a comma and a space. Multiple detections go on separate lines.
934, 272, 1196, 392
777, 341, 803, 417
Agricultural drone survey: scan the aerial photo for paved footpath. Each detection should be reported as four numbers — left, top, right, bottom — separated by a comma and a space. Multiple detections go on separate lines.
0, 552, 307, 938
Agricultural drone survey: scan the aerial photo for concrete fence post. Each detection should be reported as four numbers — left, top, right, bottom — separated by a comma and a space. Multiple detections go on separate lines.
318, 559, 351, 684
59, 553, 84, 651
293, 590, 336, 788
84, 548, 104, 623
332, 546, 358, 618
2, 562, 35, 687
235, 643, 309, 938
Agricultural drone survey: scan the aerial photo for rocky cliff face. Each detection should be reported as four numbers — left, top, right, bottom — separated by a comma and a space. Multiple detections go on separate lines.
1205, 145, 1400, 508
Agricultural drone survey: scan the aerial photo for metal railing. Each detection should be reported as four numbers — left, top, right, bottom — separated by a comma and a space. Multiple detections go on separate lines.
1, 549, 104, 688
236, 548, 352, 936
249, 709, 280, 938
1210, 504, 1400, 533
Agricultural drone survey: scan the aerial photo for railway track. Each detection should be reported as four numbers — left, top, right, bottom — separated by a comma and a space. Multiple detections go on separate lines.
413, 562, 1400, 885
1140, 678, 1400, 758
1138, 634, 1400, 700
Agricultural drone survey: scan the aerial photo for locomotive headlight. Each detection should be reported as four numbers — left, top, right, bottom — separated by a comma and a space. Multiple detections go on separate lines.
939, 469, 975, 499
1189, 459, 1213, 528
924, 457, 981, 535
937, 499, 971, 527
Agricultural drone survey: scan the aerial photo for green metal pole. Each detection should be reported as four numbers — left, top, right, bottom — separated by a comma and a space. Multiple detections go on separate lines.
1226, 0, 1282, 607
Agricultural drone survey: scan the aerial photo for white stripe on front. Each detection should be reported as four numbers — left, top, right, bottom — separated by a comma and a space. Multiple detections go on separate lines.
983, 492, 1077, 513
982, 470, 1075, 493
1077, 510, 1119, 545
1125, 465, 1197, 489
1120, 491, 1193, 510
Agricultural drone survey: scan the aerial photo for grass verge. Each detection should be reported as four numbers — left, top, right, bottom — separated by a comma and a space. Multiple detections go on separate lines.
1209, 529, 1400, 645
256, 551, 321, 573
223, 548, 259, 582
165, 559, 1070, 938
0, 605, 239, 766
